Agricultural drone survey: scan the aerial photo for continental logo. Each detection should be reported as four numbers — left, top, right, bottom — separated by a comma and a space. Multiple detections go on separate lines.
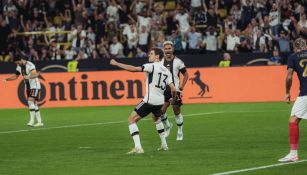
18, 74, 144, 107
16, 64, 144, 107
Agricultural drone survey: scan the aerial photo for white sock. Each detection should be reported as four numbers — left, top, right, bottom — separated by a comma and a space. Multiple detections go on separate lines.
161, 113, 171, 128
155, 119, 167, 147
34, 104, 42, 123
290, 150, 298, 156
175, 113, 183, 133
129, 123, 141, 149
28, 101, 35, 124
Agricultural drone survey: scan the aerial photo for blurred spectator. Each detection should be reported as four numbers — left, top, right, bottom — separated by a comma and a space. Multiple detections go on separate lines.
190, 0, 205, 16
40, 47, 50, 61
64, 45, 75, 60
205, 6, 218, 28
94, 12, 106, 43
136, 9, 152, 32
123, 22, 138, 55
193, 8, 207, 29
269, 3, 281, 36
164, 10, 178, 38
72, 0, 85, 24
240, 0, 255, 29
106, 0, 119, 23
225, 29, 240, 52
218, 53, 231, 67
201, 26, 218, 52
170, 30, 183, 53
70, 24, 86, 52
135, 47, 147, 58
138, 25, 149, 53
175, 9, 190, 40
253, 30, 272, 53
0, 15, 11, 58
155, 31, 166, 49
86, 26, 96, 44
272, 30, 290, 52
97, 38, 110, 59
106, 21, 118, 43
237, 38, 252, 52
267, 49, 282, 65
187, 26, 202, 52
76, 48, 88, 59
109, 36, 124, 58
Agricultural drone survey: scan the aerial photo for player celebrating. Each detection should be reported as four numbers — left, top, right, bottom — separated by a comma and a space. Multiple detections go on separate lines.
278, 38, 307, 162
160, 41, 189, 141
110, 47, 176, 154
3, 55, 44, 127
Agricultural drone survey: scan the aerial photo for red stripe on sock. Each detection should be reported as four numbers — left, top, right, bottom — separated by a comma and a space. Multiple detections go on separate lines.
289, 122, 299, 150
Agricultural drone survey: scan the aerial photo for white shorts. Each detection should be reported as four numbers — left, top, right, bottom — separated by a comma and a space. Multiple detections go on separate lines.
291, 95, 307, 119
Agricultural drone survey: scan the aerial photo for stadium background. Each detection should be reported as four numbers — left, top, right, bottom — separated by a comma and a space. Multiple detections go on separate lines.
1, 0, 307, 175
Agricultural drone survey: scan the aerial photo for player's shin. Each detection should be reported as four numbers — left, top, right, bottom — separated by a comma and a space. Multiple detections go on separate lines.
35, 103, 42, 124
175, 113, 183, 133
27, 100, 35, 125
289, 122, 299, 155
128, 123, 142, 149
161, 113, 171, 128
155, 119, 167, 147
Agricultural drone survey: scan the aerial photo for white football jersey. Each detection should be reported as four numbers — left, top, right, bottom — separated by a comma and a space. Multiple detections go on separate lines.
142, 62, 173, 105
162, 57, 186, 91
16, 61, 41, 90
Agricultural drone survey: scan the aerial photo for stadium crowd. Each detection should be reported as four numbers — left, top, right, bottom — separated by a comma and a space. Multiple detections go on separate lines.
0, 0, 306, 61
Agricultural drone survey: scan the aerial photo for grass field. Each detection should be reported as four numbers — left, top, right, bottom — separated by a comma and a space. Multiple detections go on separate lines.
0, 102, 306, 175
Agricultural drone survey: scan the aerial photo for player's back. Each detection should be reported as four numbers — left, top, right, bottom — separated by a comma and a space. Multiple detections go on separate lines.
288, 51, 307, 96
143, 62, 172, 105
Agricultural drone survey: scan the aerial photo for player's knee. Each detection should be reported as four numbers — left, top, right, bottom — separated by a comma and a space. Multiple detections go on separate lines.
153, 116, 161, 123
173, 107, 181, 115
128, 115, 139, 124
27, 100, 35, 109
289, 116, 299, 124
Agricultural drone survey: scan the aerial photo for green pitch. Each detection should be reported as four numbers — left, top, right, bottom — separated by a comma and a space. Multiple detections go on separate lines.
0, 102, 306, 175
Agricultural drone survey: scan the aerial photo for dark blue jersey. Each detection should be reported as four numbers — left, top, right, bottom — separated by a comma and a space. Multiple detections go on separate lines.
287, 51, 307, 96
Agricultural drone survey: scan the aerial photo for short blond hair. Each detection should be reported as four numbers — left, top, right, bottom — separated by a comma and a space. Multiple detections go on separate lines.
294, 38, 306, 50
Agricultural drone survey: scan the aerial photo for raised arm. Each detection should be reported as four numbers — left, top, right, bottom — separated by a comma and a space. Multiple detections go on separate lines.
110, 59, 143, 72
71, 0, 77, 11
215, 0, 219, 13
20, 15, 28, 32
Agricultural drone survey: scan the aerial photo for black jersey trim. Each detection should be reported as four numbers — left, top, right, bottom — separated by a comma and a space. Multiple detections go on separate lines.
147, 65, 154, 103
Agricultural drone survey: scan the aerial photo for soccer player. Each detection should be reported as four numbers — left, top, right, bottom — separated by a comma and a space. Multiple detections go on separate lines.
160, 41, 189, 141
278, 38, 307, 162
3, 55, 44, 127
110, 47, 176, 154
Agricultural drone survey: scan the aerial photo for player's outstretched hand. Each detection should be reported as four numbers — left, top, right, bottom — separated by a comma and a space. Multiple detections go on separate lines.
284, 93, 291, 104
110, 59, 118, 66
3, 78, 7, 83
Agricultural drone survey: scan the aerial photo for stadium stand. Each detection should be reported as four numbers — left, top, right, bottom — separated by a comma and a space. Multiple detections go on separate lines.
0, 0, 306, 62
